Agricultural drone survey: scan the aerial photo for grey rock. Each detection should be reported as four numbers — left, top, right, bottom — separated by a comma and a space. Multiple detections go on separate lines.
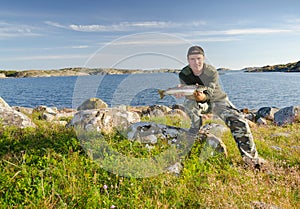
0, 106, 36, 128
200, 133, 228, 159
33, 105, 57, 115
142, 105, 172, 117
200, 123, 229, 138
77, 98, 108, 111
256, 107, 279, 121
12, 106, 34, 115
251, 201, 281, 209
274, 106, 300, 125
271, 132, 290, 138
257, 117, 267, 125
42, 113, 55, 121
127, 122, 185, 144
166, 162, 183, 175
270, 146, 282, 151
291, 145, 300, 150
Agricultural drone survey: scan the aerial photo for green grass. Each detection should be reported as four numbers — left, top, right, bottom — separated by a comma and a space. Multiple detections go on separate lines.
0, 116, 299, 208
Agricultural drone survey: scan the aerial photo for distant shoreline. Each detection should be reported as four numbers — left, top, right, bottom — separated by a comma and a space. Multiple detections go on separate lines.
1, 60, 299, 78
0, 68, 181, 79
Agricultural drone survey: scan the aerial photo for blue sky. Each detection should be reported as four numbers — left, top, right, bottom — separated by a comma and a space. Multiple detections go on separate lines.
1, 0, 300, 70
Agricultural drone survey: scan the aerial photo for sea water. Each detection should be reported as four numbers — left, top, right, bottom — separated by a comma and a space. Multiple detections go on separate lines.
1, 71, 300, 109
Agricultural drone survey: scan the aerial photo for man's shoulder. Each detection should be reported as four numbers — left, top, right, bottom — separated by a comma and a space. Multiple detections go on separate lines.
204, 63, 217, 72
203, 63, 217, 76
179, 65, 192, 76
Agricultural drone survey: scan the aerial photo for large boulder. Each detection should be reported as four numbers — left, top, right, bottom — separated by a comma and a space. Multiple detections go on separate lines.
69, 108, 140, 133
0, 97, 36, 128
126, 122, 188, 144
274, 106, 300, 126
77, 98, 108, 111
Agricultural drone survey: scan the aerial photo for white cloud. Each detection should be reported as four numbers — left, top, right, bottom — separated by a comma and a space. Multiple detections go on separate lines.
45, 20, 206, 32
71, 45, 90, 49
69, 21, 180, 32
44, 21, 68, 29
1, 54, 89, 61
0, 21, 39, 38
190, 37, 242, 42
284, 18, 300, 32
224, 28, 292, 35
187, 28, 292, 37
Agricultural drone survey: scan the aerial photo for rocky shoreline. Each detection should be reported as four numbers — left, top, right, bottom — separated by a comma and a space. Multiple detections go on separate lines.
1, 96, 299, 131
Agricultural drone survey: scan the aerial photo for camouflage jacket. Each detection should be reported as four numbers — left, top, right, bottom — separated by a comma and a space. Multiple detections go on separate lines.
179, 63, 228, 102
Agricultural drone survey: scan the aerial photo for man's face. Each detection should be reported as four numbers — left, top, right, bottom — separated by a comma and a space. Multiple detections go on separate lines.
188, 54, 204, 75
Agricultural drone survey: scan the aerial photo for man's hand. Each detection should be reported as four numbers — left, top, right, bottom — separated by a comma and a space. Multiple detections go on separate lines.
193, 90, 206, 102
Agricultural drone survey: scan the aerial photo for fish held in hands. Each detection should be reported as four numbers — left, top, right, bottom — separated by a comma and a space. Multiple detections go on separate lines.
158, 85, 207, 99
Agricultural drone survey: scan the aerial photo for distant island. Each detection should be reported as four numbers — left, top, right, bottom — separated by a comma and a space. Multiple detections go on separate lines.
0, 60, 299, 78
243, 60, 300, 72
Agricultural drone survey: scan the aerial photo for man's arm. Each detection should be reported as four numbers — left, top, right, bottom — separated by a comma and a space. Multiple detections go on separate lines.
198, 65, 219, 101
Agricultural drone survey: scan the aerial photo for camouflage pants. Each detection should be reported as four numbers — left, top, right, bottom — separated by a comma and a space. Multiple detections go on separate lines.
183, 99, 258, 159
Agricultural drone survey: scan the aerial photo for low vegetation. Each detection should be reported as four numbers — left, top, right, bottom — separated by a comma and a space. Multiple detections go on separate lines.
0, 115, 299, 208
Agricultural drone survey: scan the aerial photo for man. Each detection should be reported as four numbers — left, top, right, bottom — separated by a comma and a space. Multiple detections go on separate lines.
179, 45, 263, 168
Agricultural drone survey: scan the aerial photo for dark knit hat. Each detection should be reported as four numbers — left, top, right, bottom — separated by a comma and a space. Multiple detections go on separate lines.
187, 46, 205, 56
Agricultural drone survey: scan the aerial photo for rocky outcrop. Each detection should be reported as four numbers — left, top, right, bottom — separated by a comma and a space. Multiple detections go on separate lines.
0, 97, 36, 128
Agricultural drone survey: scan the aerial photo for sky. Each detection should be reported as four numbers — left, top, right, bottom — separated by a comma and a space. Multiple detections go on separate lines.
1, 0, 300, 70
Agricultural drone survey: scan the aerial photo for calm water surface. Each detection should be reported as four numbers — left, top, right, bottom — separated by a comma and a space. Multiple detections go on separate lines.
1, 72, 300, 110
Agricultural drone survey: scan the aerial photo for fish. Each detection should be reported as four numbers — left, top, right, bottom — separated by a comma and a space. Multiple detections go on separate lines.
158, 84, 207, 99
